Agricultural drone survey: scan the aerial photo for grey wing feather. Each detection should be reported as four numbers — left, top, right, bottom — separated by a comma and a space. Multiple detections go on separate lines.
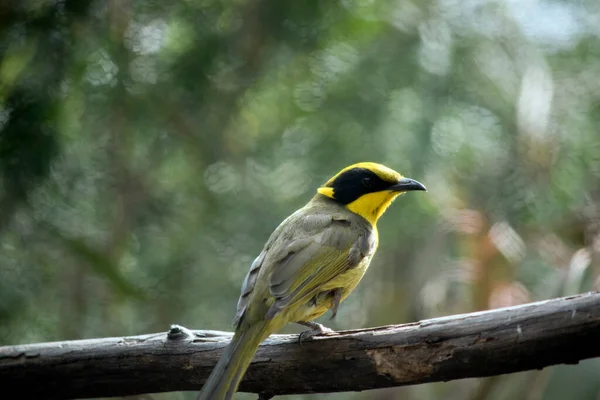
268, 237, 315, 296
233, 250, 266, 327
265, 214, 371, 318
232, 212, 309, 327
268, 215, 357, 298
349, 230, 376, 267
233, 210, 373, 326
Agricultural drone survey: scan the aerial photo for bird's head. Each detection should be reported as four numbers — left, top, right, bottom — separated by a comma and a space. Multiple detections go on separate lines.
317, 162, 426, 225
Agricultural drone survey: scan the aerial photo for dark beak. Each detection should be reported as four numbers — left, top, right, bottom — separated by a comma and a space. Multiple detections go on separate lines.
390, 178, 427, 192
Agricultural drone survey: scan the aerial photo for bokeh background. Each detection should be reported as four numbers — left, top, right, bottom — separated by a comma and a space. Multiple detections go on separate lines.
1, 0, 600, 399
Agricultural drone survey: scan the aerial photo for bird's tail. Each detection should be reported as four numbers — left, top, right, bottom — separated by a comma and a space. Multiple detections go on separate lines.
197, 321, 272, 400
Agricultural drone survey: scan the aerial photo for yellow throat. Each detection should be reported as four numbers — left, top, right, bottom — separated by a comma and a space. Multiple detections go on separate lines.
317, 162, 407, 226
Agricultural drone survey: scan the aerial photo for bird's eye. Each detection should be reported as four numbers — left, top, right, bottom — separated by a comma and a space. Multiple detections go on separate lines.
362, 177, 373, 187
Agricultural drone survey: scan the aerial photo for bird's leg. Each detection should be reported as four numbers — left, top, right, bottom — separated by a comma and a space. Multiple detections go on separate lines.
297, 321, 335, 345
297, 321, 333, 332
329, 288, 343, 320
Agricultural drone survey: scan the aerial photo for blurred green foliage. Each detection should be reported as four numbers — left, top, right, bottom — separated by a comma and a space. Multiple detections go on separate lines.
1, 0, 600, 399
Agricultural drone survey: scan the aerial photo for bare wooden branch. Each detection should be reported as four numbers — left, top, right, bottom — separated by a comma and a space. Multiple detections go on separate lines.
1, 292, 600, 399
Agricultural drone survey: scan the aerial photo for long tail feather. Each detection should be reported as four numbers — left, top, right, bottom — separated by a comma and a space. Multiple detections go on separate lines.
197, 322, 271, 400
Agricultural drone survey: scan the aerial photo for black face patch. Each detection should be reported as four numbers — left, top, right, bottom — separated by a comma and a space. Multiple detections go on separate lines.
326, 168, 394, 205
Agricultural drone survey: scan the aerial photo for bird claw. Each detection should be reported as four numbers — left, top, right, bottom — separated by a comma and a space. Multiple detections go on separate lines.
297, 322, 335, 347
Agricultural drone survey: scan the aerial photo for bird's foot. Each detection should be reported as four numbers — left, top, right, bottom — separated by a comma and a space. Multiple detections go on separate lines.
297, 321, 335, 346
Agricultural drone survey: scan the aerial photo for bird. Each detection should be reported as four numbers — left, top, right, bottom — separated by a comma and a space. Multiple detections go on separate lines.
197, 162, 426, 400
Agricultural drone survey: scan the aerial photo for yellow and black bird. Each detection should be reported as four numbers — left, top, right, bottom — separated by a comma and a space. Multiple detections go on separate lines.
197, 162, 426, 400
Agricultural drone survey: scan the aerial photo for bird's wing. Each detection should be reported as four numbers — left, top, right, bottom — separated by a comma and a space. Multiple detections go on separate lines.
234, 247, 267, 327
264, 212, 374, 319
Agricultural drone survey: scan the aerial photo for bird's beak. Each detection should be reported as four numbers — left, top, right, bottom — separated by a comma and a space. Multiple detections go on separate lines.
389, 178, 427, 192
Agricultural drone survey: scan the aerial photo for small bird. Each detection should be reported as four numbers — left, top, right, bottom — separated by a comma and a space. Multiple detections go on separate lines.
197, 162, 426, 400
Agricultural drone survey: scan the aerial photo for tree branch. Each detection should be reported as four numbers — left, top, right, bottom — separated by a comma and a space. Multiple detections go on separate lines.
1, 292, 600, 399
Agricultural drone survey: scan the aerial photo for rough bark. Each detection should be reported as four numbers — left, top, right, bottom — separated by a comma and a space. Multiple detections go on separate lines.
1, 292, 599, 399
